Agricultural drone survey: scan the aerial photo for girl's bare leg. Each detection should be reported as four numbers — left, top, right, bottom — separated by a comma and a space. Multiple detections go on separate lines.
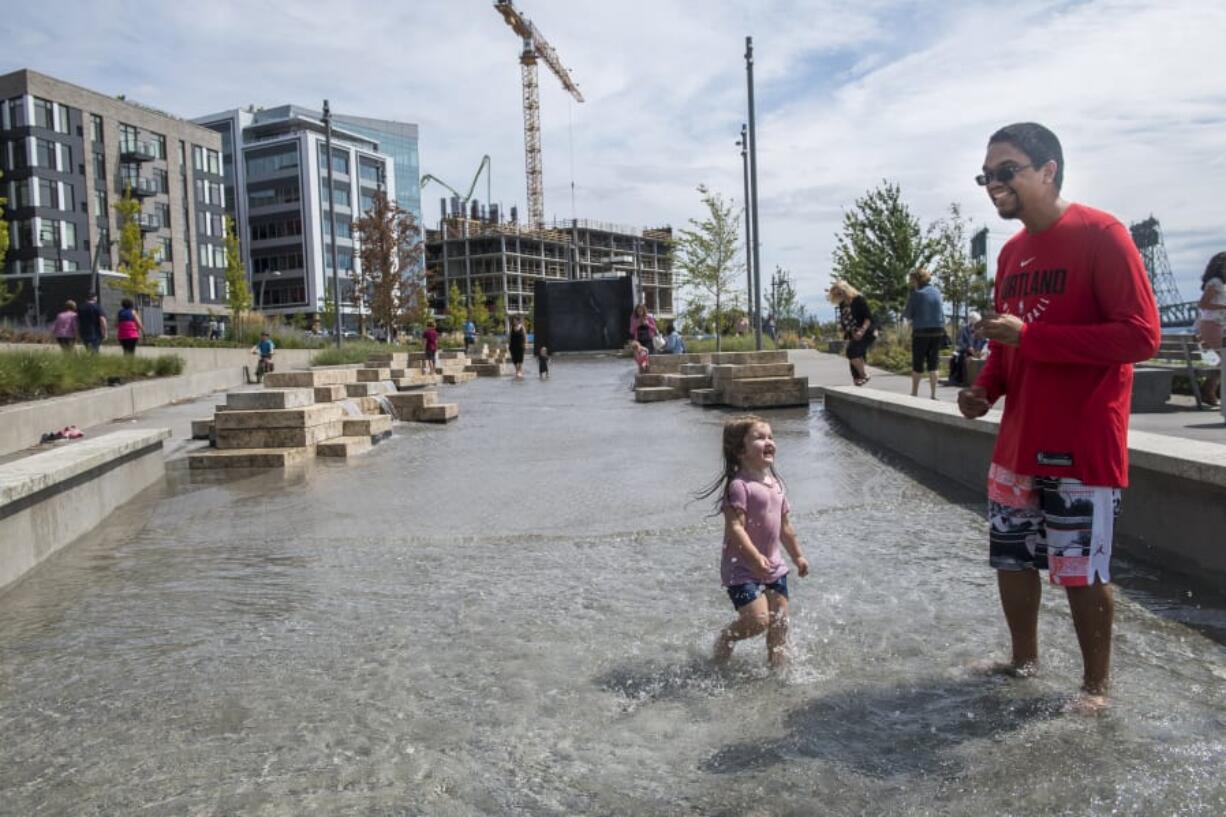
765, 590, 791, 668
713, 596, 770, 664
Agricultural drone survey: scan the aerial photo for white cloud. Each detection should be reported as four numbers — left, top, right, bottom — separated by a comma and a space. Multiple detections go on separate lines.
5, 0, 1223, 318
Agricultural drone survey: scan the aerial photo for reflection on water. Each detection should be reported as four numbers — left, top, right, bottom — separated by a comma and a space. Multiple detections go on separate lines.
1, 358, 1224, 816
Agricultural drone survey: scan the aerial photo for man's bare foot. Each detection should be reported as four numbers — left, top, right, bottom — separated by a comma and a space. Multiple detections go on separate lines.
712, 636, 733, 665
966, 658, 1039, 678
1063, 691, 1111, 715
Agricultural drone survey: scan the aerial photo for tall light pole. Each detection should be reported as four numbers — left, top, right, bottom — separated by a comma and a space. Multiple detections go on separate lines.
745, 36, 763, 351
737, 124, 753, 328
323, 100, 342, 348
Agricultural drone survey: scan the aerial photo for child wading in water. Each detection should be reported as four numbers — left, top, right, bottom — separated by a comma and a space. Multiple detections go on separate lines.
701, 416, 809, 667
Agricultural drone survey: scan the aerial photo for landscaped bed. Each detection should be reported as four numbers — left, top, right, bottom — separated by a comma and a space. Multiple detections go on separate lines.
0, 349, 185, 404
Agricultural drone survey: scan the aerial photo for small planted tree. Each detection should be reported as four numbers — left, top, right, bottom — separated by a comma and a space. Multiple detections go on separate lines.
766, 265, 800, 332
468, 282, 490, 333
446, 282, 467, 333
832, 180, 937, 324
318, 289, 337, 335
0, 170, 18, 308
676, 185, 741, 352
223, 216, 252, 339
112, 186, 160, 301
352, 190, 425, 343
931, 203, 983, 335
492, 292, 508, 333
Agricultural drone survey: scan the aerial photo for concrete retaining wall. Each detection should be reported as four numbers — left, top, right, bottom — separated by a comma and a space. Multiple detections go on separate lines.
0, 428, 170, 592
0, 368, 244, 457
821, 386, 1226, 583
0, 343, 316, 375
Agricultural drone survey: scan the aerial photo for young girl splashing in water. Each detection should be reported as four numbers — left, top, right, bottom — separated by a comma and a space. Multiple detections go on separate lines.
699, 416, 809, 667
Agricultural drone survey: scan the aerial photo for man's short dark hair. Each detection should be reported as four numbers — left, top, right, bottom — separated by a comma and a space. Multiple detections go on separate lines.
989, 122, 1064, 192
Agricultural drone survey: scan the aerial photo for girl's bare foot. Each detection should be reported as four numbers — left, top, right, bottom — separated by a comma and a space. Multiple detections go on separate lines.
967, 658, 1038, 678
712, 636, 733, 665
1064, 691, 1111, 715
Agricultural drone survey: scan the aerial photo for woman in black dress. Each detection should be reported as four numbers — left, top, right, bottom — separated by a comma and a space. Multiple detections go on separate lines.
509, 316, 527, 380
828, 280, 876, 386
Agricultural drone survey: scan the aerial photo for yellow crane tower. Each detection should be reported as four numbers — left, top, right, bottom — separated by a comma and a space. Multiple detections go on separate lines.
494, 0, 584, 229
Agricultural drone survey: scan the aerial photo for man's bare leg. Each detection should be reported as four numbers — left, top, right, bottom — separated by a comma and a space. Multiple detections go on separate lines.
1066, 581, 1113, 708
928, 370, 939, 399
996, 569, 1041, 674
910, 371, 921, 396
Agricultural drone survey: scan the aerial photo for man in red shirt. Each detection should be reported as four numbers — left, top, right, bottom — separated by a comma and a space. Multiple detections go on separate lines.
958, 123, 1160, 711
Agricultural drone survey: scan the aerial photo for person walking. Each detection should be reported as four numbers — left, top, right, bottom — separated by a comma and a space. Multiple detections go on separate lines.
76, 293, 107, 354
422, 321, 439, 374
902, 268, 945, 399
508, 315, 527, 380
1194, 252, 1225, 409
463, 318, 477, 354
958, 122, 1160, 712
115, 298, 144, 356
51, 300, 79, 352
828, 280, 876, 385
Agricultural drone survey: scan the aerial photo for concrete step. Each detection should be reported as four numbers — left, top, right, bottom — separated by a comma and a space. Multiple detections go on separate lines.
214, 403, 343, 431
709, 351, 789, 365
465, 362, 512, 377
721, 377, 810, 408
418, 403, 459, 423
365, 353, 409, 368
190, 418, 214, 440
635, 373, 667, 388
690, 388, 721, 406
214, 420, 343, 450
679, 363, 711, 376
442, 371, 477, 384
188, 446, 313, 469
264, 369, 356, 388
438, 350, 469, 361
662, 373, 712, 394
385, 391, 438, 419
724, 390, 811, 409
355, 367, 392, 382
635, 386, 681, 402
316, 435, 373, 458
313, 384, 348, 402
710, 362, 795, 387
342, 414, 393, 438
225, 388, 315, 410
344, 382, 388, 397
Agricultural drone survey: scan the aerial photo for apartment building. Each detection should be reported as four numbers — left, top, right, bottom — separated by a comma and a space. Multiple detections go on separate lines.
0, 69, 227, 333
194, 106, 403, 323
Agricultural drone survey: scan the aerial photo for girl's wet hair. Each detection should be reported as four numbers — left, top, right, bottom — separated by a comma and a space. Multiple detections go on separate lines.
694, 414, 782, 514
1203, 252, 1226, 287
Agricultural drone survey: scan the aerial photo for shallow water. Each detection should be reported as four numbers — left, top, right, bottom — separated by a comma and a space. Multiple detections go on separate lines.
2, 357, 1225, 816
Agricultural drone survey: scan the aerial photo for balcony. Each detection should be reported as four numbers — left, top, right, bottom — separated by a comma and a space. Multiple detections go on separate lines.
136, 214, 161, 232
120, 140, 157, 162
127, 177, 159, 198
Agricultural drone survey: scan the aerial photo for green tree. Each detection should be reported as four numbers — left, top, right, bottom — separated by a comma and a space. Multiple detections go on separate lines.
352, 191, 425, 342
492, 292, 508, 333
112, 186, 160, 301
0, 170, 18, 308
676, 185, 741, 352
468, 282, 490, 332
223, 216, 252, 339
679, 298, 709, 335
319, 288, 338, 336
447, 282, 467, 332
931, 203, 985, 335
832, 180, 937, 324
765, 265, 800, 331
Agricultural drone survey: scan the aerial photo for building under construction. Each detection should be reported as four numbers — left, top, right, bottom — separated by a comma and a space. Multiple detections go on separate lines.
424, 209, 674, 326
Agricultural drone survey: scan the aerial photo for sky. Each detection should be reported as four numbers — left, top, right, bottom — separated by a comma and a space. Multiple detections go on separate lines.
5, 0, 1224, 320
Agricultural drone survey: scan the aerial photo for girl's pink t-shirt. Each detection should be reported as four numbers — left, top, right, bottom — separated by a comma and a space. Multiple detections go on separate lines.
51, 311, 78, 339
720, 472, 791, 586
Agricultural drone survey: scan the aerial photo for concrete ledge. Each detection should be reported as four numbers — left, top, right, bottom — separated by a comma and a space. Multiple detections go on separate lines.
822, 387, 1226, 582
0, 367, 246, 458
0, 428, 170, 592
0, 342, 315, 375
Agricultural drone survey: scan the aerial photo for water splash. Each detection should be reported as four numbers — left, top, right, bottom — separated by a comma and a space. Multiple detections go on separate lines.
337, 399, 363, 417
373, 394, 398, 420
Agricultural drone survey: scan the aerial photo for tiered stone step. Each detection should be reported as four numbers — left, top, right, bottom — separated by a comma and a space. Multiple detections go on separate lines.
442, 371, 477, 384
393, 373, 442, 390
345, 382, 391, 397
355, 367, 392, 382
213, 403, 344, 450
689, 388, 721, 406
635, 386, 681, 402
721, 376, 810, 408
264, 370, 357, 388
465, 362, 513, 377
313, 384, 348, 402
342, 414, 393, 441
226, 388, 316, 410
190, 418, 214, 440
663, 373, 712, 395
189, 447, 313, 469
384, 390, 460, 423
316, 437, 373, 458
680, 363, 711, 376
634, 373, 667, 388
710, 362, 795, 387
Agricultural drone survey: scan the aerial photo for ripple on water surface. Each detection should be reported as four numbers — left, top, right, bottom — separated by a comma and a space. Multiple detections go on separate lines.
1, 357, 1224, 816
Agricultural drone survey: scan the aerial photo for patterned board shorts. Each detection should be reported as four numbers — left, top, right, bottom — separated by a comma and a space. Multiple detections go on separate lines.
987, 463, 1121, 587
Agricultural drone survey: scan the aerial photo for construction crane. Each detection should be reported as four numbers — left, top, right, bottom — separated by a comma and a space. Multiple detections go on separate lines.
421, 155, 492, 220
494, 0, 583, 229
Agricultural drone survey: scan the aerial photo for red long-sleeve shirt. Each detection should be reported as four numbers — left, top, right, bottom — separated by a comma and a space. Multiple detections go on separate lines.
975, 203, 1161, 488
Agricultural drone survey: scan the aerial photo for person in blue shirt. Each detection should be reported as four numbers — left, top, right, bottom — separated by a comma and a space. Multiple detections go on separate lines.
902, 268, 945, 399
950, 309, 989, 385
463, 319, 477, 353
661, 322, 686, 354
251, 331, 276, 380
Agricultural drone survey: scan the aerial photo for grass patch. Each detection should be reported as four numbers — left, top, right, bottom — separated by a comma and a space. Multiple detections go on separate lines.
684, 334, 780, 354
0, 349, 185, 403
310, 342, 409, 366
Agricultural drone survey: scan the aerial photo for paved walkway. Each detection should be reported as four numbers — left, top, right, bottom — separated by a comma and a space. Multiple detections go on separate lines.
788, 349, 1226, 445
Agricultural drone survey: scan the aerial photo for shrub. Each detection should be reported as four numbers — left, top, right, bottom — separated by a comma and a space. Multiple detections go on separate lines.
0, 350, 185, 403
685, 334, 779, 353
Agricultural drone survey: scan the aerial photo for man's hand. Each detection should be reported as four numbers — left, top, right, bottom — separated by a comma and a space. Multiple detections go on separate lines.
958, 385, 991, 419
975, 313, 1023, 346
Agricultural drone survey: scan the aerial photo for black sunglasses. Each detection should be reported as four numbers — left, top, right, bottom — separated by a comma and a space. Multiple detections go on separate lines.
975, 163, 1033, 186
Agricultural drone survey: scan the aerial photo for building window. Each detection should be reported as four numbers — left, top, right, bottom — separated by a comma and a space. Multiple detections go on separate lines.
154, 168, 168, 193
209, 182, 223, 206
152, 133, 167, 159
33, 97, 55, 129
63, 221, 77, 250
158, 202, 171, 227
319, 148, 349, 175
34, 138, 56, 168
358, 158, 382, 184
91, 114, 104, 143
94, 189, 108, 218
321, 183, 350, 208
193, 145, 204, 172
7, 97, 26, 128
36, 178, 57, 208
61, 184, 75, 211
39, 219, 58, 246
119, 123, 138, 150
245, 146, 299, 176
92, 152, 106, 180
13, 178, 30, 209
206, 149, 220, 175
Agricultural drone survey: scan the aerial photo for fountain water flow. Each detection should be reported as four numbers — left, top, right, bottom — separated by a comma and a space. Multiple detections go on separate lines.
372, 394, 398, 420
337, 399, 363, 417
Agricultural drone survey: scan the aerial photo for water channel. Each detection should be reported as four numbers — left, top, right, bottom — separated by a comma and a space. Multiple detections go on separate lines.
2, 357, 1224, 816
